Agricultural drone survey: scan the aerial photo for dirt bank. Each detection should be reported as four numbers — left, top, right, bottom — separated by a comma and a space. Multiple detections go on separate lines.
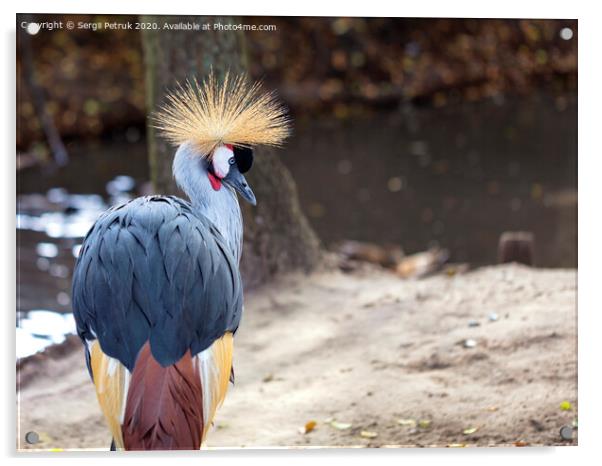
17, 263, 577, 450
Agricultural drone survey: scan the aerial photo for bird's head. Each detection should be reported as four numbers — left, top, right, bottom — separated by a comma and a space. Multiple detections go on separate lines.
155, 71, 290, 208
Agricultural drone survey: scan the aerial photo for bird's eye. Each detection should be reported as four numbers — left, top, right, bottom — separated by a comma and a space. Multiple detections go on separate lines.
233, 146, 254, 173
228, 157, 235, 165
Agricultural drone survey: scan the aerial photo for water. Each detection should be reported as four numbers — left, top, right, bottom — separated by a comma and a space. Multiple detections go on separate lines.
16, 93, 577, 357
16, 311, 77, 358
17, 149, 143, 357
286, 93, 577, 267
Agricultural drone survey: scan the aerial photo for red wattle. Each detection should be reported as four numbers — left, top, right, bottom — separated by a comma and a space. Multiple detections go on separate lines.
208, 172, 222, 191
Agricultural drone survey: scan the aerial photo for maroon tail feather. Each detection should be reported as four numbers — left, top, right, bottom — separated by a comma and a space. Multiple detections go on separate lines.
123, 342, 204, 450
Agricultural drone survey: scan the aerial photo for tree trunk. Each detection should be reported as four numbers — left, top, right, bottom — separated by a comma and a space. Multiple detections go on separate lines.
141, 15, 322, 287
239, 148, 322, 288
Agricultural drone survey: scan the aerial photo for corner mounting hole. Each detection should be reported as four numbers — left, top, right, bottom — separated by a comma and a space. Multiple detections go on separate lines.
25, 431, 39, 444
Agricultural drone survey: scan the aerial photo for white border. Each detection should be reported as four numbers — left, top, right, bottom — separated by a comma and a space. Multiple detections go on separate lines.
3, 1, 601, 465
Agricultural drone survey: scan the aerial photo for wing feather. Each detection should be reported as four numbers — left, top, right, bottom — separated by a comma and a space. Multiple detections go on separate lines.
89, 340, 129, 450
197, 332, 233, 441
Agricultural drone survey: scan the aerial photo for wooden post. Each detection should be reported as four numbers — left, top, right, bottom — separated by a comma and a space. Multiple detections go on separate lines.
498, 231, 535, 266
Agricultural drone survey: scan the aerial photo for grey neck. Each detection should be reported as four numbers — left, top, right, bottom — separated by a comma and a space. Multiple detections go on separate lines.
172, 143, 243, 263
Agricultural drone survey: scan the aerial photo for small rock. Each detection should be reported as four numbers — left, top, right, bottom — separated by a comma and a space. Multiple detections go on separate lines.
464, 339, 477, 348
468, 319, 480, 327
488, 312, 499, 322
330, 421, 352, 430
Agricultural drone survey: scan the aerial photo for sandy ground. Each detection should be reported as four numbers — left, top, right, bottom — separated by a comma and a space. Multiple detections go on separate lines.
17, 263, 577, 450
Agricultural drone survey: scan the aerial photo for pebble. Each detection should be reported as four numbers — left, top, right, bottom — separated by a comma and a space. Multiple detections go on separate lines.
464, 339, 477, 348
468, 319, 480, 327
488, 312, 499, 322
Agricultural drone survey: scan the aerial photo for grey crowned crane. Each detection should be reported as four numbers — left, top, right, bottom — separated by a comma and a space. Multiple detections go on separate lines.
71, 72, 290, 450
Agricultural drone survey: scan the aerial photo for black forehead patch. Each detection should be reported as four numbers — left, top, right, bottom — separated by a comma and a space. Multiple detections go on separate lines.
233, 146, 254, 173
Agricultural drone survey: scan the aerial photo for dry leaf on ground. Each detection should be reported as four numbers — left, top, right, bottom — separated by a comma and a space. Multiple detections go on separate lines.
299, 420, 317, 434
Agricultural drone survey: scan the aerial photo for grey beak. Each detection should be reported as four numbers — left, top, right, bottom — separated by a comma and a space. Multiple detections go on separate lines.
224, 167, 256, 206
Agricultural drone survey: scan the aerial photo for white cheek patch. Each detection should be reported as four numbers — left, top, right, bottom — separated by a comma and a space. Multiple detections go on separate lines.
212, 146, 233, 179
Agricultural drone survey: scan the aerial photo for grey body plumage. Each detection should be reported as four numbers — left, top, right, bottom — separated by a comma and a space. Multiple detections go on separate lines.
72, 195, 243, 370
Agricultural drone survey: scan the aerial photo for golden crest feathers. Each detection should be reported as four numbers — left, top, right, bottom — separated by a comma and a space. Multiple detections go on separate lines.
153, 71, 291, 156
